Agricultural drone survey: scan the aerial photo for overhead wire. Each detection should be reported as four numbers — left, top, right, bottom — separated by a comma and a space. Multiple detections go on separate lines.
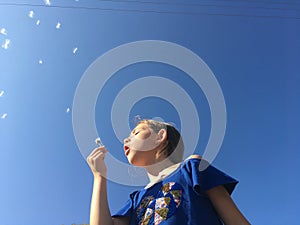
94, 0, 300, 13
0, 2, 299, 20
198, 0, 300, 6
95, 0, 300, 9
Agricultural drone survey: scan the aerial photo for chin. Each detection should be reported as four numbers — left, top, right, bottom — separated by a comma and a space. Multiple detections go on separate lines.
127, 157, 143, 167
126, 154, 150, 167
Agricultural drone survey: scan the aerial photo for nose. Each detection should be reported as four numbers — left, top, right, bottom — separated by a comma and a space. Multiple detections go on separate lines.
124, 137, 130, 144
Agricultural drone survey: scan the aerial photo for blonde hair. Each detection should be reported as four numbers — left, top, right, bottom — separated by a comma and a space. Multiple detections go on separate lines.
135, 119, 184, 163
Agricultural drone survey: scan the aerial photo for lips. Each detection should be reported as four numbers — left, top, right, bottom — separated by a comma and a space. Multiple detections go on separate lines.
124, 145, 130, 156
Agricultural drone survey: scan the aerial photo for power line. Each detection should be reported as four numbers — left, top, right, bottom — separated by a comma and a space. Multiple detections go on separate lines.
0, 2, 299, 20
95, 0, 300, 12
96, 0, 300, 8
205, 0, 300, 6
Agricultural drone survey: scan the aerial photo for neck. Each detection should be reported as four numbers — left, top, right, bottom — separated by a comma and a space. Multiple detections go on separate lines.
144, 158, 178, 185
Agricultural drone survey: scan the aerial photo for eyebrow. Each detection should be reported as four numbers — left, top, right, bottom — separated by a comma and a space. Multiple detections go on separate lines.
131, 124, 147, 134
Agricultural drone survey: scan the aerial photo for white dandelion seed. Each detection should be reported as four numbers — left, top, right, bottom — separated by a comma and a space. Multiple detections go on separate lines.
1, 39, 10, 50
1, 113, 7, 119
28, 10, 34, 18
0, 28, 7, 35
72, 47, 78, 54
56, 22, 61, 29
66, 107, 70, 113
44, 0, 51, 6
36, 20, 41, 25
133, 115, 142, 124
0, 90, 4, 97
38, 59, 43, 64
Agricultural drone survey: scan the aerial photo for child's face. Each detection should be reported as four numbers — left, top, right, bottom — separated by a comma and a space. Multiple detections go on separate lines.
123, 123, 163, 166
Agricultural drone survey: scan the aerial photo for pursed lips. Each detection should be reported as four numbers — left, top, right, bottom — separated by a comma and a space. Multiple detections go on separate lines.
124, 145, 130, 156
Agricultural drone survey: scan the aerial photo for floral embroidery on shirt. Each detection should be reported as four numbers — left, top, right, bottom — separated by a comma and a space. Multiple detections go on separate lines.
136, 182, 183, 225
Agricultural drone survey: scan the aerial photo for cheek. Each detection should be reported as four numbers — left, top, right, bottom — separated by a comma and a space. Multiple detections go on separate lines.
131, 135, 158, 151
141, 131, 151, 139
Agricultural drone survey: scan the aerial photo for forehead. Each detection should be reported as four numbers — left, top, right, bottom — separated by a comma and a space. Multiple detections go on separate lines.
132, 122, 149, 133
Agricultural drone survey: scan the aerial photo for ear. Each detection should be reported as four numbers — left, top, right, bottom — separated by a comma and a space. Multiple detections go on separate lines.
156, 129, 167, 144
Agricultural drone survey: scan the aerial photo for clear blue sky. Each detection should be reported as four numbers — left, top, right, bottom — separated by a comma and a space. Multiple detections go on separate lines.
0, 1, 299, 224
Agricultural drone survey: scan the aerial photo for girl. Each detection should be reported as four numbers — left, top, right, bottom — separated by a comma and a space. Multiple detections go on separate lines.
87, 119, 250, 225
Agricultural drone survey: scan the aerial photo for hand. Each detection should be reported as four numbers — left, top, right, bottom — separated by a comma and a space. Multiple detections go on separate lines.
87, 146, 108, 178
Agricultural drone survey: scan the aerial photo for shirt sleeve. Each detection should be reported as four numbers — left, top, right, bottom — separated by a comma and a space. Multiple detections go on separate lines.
183, 158, 239, 195
112, 191, 137, 218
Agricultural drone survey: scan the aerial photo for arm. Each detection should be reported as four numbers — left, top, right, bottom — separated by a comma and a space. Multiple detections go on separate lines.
90, 175, 113, 225
206, 185, 251, 225
87, 147, 129, 225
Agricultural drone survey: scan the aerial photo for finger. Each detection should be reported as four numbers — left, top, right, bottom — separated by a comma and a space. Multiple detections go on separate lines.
88, 154, 105, 170
94, 152, 106, 160
90, 151, 107, 163
98, 146, 108, 153
92, 150, 106, 159
87, 148, 100, 160
87, 151, 101, 166
87, 156, 94, 166
88, 146, 107, 158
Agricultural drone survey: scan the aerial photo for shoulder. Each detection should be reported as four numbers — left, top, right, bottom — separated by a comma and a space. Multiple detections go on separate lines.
186, 154, 202, 160
180, 154, 203, 173
182, 154, 212, 175
187, 154, 202, 159
185, 154, 209, 165
181, 154, 203, 168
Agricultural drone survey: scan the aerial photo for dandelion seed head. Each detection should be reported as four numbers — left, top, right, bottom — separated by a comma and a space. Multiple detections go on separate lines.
1, 113, 7, 119
95, 137, 103, 146
36, 20, 40, 25
38, 59, 43, 64
0, 90, 4, 97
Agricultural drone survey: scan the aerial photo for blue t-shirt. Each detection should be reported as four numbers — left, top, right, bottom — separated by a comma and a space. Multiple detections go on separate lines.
113, 158, 238, 225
